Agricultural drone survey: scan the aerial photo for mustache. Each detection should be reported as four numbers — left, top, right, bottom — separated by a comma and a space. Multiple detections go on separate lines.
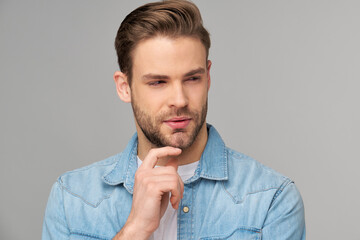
157, 107, 197, 120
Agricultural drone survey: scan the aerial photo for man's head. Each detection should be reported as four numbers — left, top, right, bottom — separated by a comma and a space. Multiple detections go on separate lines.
114, 0, 210, 85
114, 0, 211, 151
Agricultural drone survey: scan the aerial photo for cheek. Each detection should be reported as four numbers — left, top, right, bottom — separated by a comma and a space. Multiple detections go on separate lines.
143, 96, 166, 116
189, 88, 208, 105
133, 88, 163, 110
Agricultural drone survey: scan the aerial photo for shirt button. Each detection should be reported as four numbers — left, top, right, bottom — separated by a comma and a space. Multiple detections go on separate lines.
183, 206, 189, 213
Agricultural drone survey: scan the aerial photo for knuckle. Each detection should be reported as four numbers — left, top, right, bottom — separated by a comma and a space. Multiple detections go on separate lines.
134, 171, 143, 181
171, 175, 179, 182
148, 148, 156, 156
147, 181, 155, 189
170, 181, 178, 190
171, 176, 179, 183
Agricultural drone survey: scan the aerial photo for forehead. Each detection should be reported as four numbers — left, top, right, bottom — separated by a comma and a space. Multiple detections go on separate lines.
131, 36, 207, 78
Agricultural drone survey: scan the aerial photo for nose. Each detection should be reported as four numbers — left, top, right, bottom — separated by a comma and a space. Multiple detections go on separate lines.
168, 82, 188, 108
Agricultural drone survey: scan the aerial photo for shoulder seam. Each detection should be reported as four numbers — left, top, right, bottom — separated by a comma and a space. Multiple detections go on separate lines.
269, 178, 294, 209
221, 181, 281, 204
226, 147, 288, 180
60, 156, 119, 176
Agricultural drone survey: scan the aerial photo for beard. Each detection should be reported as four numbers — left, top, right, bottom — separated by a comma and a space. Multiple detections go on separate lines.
131, 99, 207, 150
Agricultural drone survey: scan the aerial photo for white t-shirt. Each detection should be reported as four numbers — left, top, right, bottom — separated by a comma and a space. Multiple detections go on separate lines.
137, 157, 199, 240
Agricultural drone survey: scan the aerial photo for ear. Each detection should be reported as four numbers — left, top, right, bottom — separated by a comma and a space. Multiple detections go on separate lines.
114, 71, 131, 103
206, 60, 212, 91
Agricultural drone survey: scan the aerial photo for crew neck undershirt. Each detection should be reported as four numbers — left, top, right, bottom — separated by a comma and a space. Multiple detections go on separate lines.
137, 157, 199, 240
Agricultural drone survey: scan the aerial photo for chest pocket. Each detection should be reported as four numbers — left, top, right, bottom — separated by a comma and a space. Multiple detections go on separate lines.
199, 227, 261, 240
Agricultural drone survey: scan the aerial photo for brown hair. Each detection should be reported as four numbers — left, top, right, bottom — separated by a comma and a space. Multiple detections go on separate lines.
114, 0, 211, 85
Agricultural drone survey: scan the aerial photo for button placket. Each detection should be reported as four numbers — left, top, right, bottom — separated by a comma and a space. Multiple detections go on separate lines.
178, 184, 193, 239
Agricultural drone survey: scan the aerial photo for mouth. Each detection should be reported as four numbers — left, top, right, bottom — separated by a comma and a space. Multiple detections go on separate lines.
163, 117, 192, 129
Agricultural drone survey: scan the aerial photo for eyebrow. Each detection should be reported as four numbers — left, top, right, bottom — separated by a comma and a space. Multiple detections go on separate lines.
142, 67, 206, 81
184, 67, 205, 77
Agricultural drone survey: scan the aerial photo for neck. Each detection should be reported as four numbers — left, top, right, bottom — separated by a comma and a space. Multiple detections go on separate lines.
137, 123, 208, 166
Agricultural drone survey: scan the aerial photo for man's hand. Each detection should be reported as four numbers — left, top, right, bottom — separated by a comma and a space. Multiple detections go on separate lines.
113, 147, 184, 240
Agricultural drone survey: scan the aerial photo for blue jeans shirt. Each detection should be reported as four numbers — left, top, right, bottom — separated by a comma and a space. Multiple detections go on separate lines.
42, 125, 305, 240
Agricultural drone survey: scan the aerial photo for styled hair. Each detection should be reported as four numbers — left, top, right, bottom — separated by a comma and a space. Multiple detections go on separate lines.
114, 0, 211, 85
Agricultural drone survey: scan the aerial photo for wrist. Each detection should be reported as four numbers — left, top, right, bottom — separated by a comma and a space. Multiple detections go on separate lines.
114, 220, 152, 240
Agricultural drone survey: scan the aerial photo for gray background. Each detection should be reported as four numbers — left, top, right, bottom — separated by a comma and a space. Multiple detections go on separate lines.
1, 0, 359, 239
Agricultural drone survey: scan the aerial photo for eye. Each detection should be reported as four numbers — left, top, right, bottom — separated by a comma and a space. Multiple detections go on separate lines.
148, 80, 166, 86
187, 76, 201, 82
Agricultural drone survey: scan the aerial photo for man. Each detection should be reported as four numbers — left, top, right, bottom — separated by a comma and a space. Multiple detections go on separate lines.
42, 1, 305, 239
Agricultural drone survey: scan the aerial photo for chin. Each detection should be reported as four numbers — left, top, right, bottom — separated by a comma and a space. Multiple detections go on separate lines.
167, 134, 192, 149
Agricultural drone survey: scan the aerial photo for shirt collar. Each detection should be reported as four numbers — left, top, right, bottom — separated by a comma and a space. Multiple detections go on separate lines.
102, 124, 228, 193
102, 134, 138, 193
188, 124, 228, 183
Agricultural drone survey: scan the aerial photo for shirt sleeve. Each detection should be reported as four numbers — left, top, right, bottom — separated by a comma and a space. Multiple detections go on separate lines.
262, 181, 306, 240
42, 181, 70, 240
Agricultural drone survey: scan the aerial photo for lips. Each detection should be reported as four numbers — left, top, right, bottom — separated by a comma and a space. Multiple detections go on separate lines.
164, 117, 191, 129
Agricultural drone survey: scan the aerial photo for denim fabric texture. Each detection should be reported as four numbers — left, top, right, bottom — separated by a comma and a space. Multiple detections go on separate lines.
42, 124, 305, 240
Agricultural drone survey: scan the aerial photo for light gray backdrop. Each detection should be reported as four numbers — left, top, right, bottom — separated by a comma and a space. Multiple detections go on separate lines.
1, 0, 359, 239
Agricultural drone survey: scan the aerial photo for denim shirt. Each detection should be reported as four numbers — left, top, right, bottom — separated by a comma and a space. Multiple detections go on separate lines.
42, 125, 305, 240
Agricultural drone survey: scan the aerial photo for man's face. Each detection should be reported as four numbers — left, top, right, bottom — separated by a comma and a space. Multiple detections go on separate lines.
130, 36, 211, 149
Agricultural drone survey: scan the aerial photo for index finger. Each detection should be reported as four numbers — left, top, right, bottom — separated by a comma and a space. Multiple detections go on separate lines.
141, 147, 182, 169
